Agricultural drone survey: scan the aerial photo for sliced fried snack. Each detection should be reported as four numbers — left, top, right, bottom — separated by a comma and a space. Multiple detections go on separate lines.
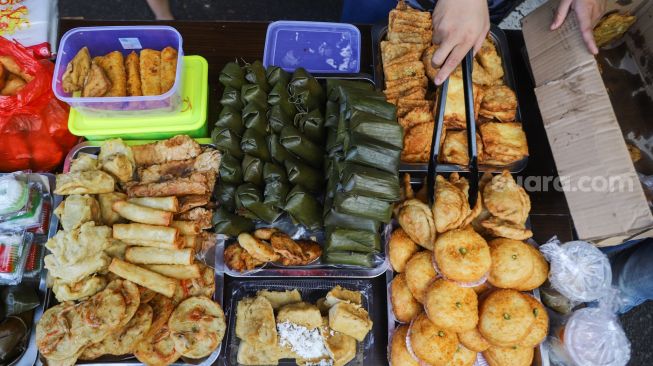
409, 312, 458, 366
404, 251, 437, 303
391, 273, 422, 323
433, 175, 470, 233
93, 51, 127, 97
384, 60, 425, 82
133, 295, 179, 366
424, 279, 479, 332
433, 226, 491, 284
160, 46, 178, 93
399, 105, 433, 130
479, 217, 533, 241
458, 327, 491, 352
140, 48, 162, 96
82, 62, 112, 97
390, 324, 419, 366
397, 198, 436, 250
62, 46, 91, 93
125, 51, 142, 96
519, 294, 549, 348
397, 98, 433, 118
480, 85, 517, 121
441, 76, 484, 130
235, 296, 277, 347
476, 38, 504, 82
441, 130, 484, 166
224, 244, 264, 272
401, 122, 434, 163
381, 41, 415, 64
479, 123, 528, 165
487, 238, 534, 289
389, 228, 421, 273
168, 296, 226, 359
237, 232, 279, 262
478, 289, 534, 347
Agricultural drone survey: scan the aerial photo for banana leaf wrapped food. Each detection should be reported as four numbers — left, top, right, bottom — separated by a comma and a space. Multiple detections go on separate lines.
219, 62, 245, 89
212, 127, 243, 159
266, 65, 290, 86
324, 209, 381, 232
213, 207, 254, 236
241, 84, 268, 109
236, 183, 282, 223
241, 128, 271, 162
219, 153, 243, 184
326, 127, 340, 154
343, 95, 397, 121
268, 104, 293, 134
340, 162, 401, 201
241, 154, 264, 186
334, 192, 393, 223
325, 101, 339, 128
323, 251, 375, 267
219, 86, 244, 110
285, 158, 323, 193
285, 185, 323, 230
294, 108, 325, 144
242, 102, 268, 134
268, 82, 296, 117
326, 78, 374, 102
289, 68, 325, 112
267, 134, 293, 164
264, 180, 290, 208
280, 125, 325, 168
263, 162, 287, 182
215, 106, 244, 135
344, 135, 401, 174
244, 60, 270, 92
349, 109, 404, 149
325, 228, 381, 253
215, 182, 237, 211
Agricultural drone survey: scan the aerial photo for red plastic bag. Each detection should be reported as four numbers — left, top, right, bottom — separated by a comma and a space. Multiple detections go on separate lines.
0, 37, 77, 172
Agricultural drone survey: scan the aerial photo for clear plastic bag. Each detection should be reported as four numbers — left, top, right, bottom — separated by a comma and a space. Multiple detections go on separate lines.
0, 230, 33, 285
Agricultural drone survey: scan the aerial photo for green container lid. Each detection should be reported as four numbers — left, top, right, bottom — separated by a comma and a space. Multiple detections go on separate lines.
68, 55, 209, 141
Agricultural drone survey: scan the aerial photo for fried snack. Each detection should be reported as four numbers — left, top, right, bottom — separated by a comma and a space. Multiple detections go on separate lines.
98, 192, 127, 225
93, 51, 127, 97
125, 51, 142, 96
433, 226, 491, 283
0, 73, 25, 96
105, 239, 129, 259
480, 85, 517, 121
127, 173, 213, 198
52, 276, 107, 302
178, 194, 211, 213
397, 98, 433, 118
125, 247, 194, 265
224, 243, 265, 271
478, 289, 534, 347
409, 312, 458, 366
514, 245, 549, 291
36, 302, 79, 360
145, 264, 200, 280
133, 324, 180, 366
237, 341, 281, 366
449, 345, 478, 366
593, 12, 636, 47
479, 217, 533, 240
238, 232, 280, 262
472, 282, 492, 295
483, 345, 534, 366
442, 76, 483, 130
277, 302, 323, 330
387, 30, 431, 45
108, 258, 177, 297
0, 55, 33, 81
479, 123, 528, 165
236, 296, 278, 347
132, 135, 202, 166
99, 138, 135, 183
45, 222, 112, 265
487, 238, 534, 289
128, 196, 179, 212
55, 194, 101, 232
483, 170, 530, 225
398, 104, 432, 131
519, 294, 548, 348
168, 296, 226, 359
384, 60, 425, 82
422, 44, 438, 81
404, 251, 437, 303
160, 46, 178, 93
401, 122, 434, 163
171, 263, 215, 304
44, 253, 111, 285
102, 278, 140, 327
321, 324, 356, 366
441, 130, 484, 166
329, 302, 373, 341
62, 46, 91, 93
69, 153, 99, 172
54, 170, 115, 195
112, 201, 173, 226
397, 199, 436, 250
0, 64, 5, 90
138, 150, 220, 184
324, 285, 363, 307
390, 273, 421, 323
114, 223, 178, 244
390, 324, 419, 366
269, 232, 304, 265
433, 175, 470, 233
425, 279, 478, 332
380, 41, 415, 64
82, 62, 111, 97
458, 327, 491, 352
476, 38, 504, 82
389, 228, 421, 273
257, 289, 302, 310
169, 220, 201, 235
627, 143, 642, 163
140, 49, 162, 96
253, 227, 279, 241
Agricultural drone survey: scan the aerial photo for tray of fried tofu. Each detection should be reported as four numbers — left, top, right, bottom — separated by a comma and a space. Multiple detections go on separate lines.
372, 1, 529, 173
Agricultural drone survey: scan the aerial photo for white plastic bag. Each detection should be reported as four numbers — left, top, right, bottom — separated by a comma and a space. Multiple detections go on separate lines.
0, 0, 58, 58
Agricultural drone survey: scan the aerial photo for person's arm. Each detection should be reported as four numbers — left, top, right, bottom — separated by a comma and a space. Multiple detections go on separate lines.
430, 0, 490, 85
550, 0, 606, 54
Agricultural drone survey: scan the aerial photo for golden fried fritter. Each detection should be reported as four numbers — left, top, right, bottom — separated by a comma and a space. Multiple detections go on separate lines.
160, 46, 178, 93
409, 313, 459, 366
391, 273, 422, 323
442, 76, 483, 130
125, 51, 142, 97
483, 345, 534, 366
478, 289, 534, 347
224, 243, 265, 272
397, 199, 436, 250
404, 251, 437, 303
384, 60, 425, 82
82, 62, 112, 97
480, 85, 517, 121
518, 294, 548, 348
476, 38, 504, 82
458, 327, 491, 352
441, 130, 484, 166
447, 344, 478, 366
397, 98, 433, 118
93, 51, 126, 97
422, 44, 438, 82
389, 228, 421, 272
482, 170, 530, 225
514, 245, 549, 291
140, 49, 161, 96
479, 123, 528, 165
480, 217, 534, 241
487, 238, 534, 289
381, 41, 416, 64
237, 233, 279, 262
593, 12, 636, 47
401, 122, 434, 163
433, 175, 470, 233
62, 47, 91, 93
433, 226, 491, 284
390, 325, 419, 366
399, 106, 432, 131
424, 279, 479, 332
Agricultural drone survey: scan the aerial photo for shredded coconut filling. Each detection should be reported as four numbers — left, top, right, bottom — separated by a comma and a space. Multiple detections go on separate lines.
277, 321, 332, 362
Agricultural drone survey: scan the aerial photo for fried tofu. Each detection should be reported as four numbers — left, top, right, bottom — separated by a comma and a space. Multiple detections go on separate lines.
401, 122, 434, 163
387, 31, 431, 46
383, 60, 425, 82
82, 62, 111, 97
93, 51, 126, 97
125, 51, 142, 97
380, 41, 416, 64
396, 99, 433, 118
324, 285, 363, 308
256, 289, 302, 310
328, 302, 373, 342
398, 105, 432, 130
480, 85, 517, 121
160, 47, 178, 93
440, 75, 483, 130
277, 302, 323, 330
479, 122, 528, 165
441, 130, 484, 166
62, 47, 91, 93
476, 38, 504, 82
140, 49, 161, 96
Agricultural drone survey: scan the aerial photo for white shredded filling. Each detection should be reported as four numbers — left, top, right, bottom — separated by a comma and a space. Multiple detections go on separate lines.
277, 321, 331, 362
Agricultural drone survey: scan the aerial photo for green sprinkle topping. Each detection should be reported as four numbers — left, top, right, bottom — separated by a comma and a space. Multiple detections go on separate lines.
512, 254, 518, 260
456, 302, 462, 308
533, 308, 539, 317
438, 331, 445, 337
459, 247, 468, 255
504, 313, 511, 320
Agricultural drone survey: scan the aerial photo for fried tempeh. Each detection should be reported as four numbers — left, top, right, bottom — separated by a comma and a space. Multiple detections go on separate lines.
125, 51, 142, 96
160, 47, 177, 93
140, 49, 161, 96
109, 258, 176, 297
93, 51, 127, 97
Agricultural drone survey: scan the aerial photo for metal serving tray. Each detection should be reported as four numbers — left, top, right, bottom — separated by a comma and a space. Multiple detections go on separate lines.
371, 24, 528, 174
34, 141, 224, 366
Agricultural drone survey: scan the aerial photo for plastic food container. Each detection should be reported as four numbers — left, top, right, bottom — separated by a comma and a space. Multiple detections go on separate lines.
68, 55, 208, 141
263, 21, 361, 74
53, 26, 184, 117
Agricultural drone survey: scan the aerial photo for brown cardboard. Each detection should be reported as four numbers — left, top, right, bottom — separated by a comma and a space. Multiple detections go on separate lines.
522, 0, 653, 246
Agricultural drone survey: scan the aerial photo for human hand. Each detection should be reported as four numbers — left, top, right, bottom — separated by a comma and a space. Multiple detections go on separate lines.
431, 0, 490, 85
550, 0, 606, 54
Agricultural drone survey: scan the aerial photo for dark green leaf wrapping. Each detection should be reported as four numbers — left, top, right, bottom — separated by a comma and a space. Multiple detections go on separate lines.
267, 134, 293, 164
266, 66, 290, 88
289, 68, 325, 112
340, 162, 401, 201
244, 60, 270, 92
326, 127, 340, 154
295, 109, 325, 144
324, 209, 381, 232
268, 104, 292, 134
219, 153, 243, 185
242, 103, 269, 135
241, 129, 271, 162
214, 183, 237, 211
215, 106, 244, 135
335, 110, 349, 148
263, 162, 287, 182
241, 155, 263, 186
264, 180, 290, 208
325, 228, 381, 253
234, 183, 262, 219
344, 135, 401, 174
268, 82, 297, 117
211, 128, 243, 159
280, 125, 325, 168
285, 185, 323, 230
241, 84, 268, 109
326, 79, 374, 102
343, 95, 397, 121
213, 207, 254, 237
349, 110, 404, 149
325, 101, 339, 128
285, 158, 323, 193
219, 86, 244, 110
218, 62, 245, 89
333, 192, 393, 223
323, 251, 374, 267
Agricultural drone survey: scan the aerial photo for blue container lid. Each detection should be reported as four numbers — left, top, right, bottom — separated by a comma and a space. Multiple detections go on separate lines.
263, 21, 361, 74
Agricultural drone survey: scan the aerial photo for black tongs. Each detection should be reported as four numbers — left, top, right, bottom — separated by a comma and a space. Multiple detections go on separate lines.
427, 50, 479, 208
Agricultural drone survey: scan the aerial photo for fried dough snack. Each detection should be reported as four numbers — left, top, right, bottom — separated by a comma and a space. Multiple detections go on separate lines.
397, 199, 436, 250
168, 296, 226, 359
390, 325, 419, 366
458, 327, 491, 352
480, 85, 517, 121
433, 226, 491, 283
132, 135, 203, 166
401, 122, 434, 163
593, 12, 636, 47
441, 130, 483, 166
487, 238, 534, 289
441, 75, 484, 130
160, 46, 178, 93
476, 38, 504, 82
409, 313, 459, 366
478, 289, 534, 347
388, 228, 421, 273
93, 51, 127, 97
140, 49, 162, 96
404, 251, 437, 303
125, 51, 142, 96
82, 62, 112, 97
62, 46, 91, 93
390, 273, 421, 323
479, 122, 528, 165
424, 279, 479, 332
482, 170, 530, 225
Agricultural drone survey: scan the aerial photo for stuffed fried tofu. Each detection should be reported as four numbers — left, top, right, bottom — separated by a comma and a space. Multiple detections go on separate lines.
93, 51, 127, 97
160, 46, 178, 93
140, 49, 162, 96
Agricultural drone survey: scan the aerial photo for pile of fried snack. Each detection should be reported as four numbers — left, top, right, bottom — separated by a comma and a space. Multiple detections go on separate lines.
0, 54, 34, 96
224, 228, 322, 271
62, 46, 178, 97
381, 1, 528, 166
235, 286, 372, 366
38, 135, 225, 365
389, 171, 548, 366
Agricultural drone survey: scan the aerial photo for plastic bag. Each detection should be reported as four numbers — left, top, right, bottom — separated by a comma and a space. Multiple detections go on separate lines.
0, 0, 58, 58
0, 37, 77, 172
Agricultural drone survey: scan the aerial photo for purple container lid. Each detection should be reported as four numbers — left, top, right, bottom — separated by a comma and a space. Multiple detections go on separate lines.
263, 21, 361, 74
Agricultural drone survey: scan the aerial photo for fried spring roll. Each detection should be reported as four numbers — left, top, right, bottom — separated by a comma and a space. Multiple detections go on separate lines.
125, 246, 194, 265
112, 201, 173, 226
109, 258, 176, 297
144, 264, 200, 280
113, 223, 178, 244
125, 51, 142, 96
170, 220, 201, 235
127, 196, 179, 212
181, 235, 197, 249
160, 47, 177, 93
140, 49, 161, 96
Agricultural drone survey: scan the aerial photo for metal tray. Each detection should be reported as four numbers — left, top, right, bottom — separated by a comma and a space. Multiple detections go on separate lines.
371, 23, 528, 174
34, 141, 224, 366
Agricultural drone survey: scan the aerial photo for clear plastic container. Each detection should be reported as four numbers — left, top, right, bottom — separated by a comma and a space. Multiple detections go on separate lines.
53, 26, 184, 117
264, 21, 361, 74
0, 230, 33, 285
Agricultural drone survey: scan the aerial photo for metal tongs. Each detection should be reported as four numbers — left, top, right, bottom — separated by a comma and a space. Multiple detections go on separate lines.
427, 50, 479, 208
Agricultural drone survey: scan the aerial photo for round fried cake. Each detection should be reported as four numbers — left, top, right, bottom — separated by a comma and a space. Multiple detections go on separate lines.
425, 279, 478, 332
478, 289, 534, 347
36, 302, 79, 360
404, 251, 438, 303
390, 324, 419, 366
483, 345, 534, 366
391, 273, 422, 323
514, 245, 549, 291
106, 279, 141, 328
518, 295, 549, 348
458, 327, 491, 352
487, 239, 533, 289
434, 226, 491, 283
168, 296, 226, 359
78, 286, 127, 344
408, 313, 458, 366
172, 263, 215, 304
133, 325, 180, 366
446, 344, 478, 366
389, 228, 421, 273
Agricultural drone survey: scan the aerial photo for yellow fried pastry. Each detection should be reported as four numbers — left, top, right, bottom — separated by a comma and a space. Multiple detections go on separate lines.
409, 313, 458, 366
160, 46, 178, 93
391, 273, 422, 323
483, 345, 534, 366
168, 296, 226, 359
458, 327, 491, 352
125, 51, 142, 96
433, 175, 470, 233
478, 289, 534, 347
441, 130, 483, 166
235, 296, 277, 347
401, 122, 434, 163
479, 217, 534, 240
518, 294, 548, 348
514, 244, 549, 291
488, 238, 534, 289
593, 12, 636, 47
62, 46, 91, 93
390, 324, 419, 366
404, 251, 437, 303
277, 302, 323, 330
424, 279, 479, 332
237, 233, 279, 262
441, 76, 483, 130
480, 85, 517, 121
397, 199, 436, 250
140, 49, 162, 96
433, 226, 491, 284
476, 38, 504, 82
384, 60, 425, 82
483, 170, 530, 225
82, 62, 112, 97
479, 123, 528, 165
389, 228, 421, 273
446, 344, 478, 366
93, 51, 126, 97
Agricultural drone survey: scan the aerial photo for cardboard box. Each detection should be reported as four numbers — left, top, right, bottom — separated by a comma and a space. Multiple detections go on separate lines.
522, 0, 653, 246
